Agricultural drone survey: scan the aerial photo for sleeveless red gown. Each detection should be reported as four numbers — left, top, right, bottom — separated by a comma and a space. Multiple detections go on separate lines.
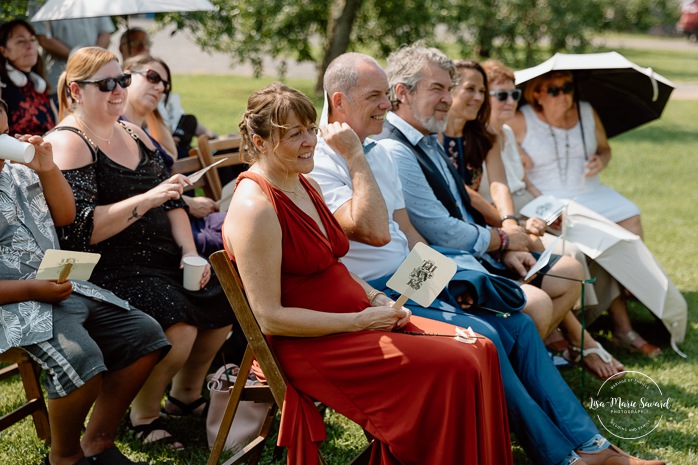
227, 172, 513, 465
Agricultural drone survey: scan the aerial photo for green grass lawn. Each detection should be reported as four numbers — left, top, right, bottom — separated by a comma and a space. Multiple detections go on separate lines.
1, 42, 697, 465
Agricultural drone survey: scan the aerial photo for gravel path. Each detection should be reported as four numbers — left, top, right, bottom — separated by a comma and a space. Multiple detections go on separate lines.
110, 19, 698, 100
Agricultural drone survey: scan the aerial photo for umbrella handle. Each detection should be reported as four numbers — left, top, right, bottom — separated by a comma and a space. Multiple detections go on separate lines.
646, 67, 659, 102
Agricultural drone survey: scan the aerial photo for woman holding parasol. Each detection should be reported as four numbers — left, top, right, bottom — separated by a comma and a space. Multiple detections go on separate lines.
508, 70, 642, 237
508, 70, 662, 357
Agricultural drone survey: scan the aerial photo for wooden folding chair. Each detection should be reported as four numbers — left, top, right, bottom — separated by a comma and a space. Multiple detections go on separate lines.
194, 135, 246, 202
0, 348, 51, 443
207, 251, 372, 465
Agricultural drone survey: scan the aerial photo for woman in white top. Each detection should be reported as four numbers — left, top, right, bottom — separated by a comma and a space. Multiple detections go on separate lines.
508, 70, 643, 238
492, 62, 663, 359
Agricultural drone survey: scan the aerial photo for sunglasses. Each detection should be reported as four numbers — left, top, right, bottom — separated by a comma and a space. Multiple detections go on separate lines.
489, 89, 522, 102
73, 74, 132, 92
545, 82, 574, 97
131, 69, 171, 93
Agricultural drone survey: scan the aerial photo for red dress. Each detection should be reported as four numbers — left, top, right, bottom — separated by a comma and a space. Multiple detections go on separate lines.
229, 172, 513, 465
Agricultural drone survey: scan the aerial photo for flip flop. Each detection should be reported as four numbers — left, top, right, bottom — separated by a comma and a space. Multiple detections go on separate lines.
563, 341, 625, 381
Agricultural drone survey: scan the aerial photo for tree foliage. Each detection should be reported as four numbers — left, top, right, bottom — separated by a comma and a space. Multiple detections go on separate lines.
158, 0, 450, 91
124, 0, 686, 91
0, 0, 33, 23
158, 0, 327, 80
158, 0, 683, 90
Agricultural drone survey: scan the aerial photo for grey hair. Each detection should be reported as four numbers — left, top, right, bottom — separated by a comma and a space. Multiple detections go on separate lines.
323, 52, 381, 98
385, 42, 456, 109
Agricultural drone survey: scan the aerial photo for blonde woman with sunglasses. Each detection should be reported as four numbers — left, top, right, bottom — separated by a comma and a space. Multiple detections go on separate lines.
45, 47, 234, 451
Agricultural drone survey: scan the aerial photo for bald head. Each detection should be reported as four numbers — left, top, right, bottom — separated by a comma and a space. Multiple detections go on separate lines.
323, 53, 390, 140
324, 53, 382, 98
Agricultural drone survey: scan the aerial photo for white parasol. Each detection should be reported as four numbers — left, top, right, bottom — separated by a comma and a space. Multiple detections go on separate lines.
30, 0, 215, 21
562, 201, 687, 356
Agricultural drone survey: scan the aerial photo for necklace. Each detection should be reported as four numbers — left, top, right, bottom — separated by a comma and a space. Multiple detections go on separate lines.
77, 116, 114, 145
547, 123, 569, 184
261, 173, 304, 195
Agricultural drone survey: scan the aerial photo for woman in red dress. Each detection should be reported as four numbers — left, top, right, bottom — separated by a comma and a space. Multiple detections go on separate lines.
222, 83, 513, 465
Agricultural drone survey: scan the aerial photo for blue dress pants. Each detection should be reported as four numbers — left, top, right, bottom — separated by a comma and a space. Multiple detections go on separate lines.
370, 280, 599, 465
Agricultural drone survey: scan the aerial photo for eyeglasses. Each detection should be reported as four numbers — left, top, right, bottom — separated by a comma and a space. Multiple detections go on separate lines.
545, 82, 574, 97
283, 126, 318, 140
489, 89, 522, 102
73, 74, 132, 92
131, 69, 171, 93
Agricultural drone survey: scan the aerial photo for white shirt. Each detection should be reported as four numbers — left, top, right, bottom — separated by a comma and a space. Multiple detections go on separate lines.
520, 101, 599, 196
479, 125, 527, 201
311, 136, 409, 281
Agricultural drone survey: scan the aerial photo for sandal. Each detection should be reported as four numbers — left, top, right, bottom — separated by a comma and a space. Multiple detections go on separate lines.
85, 447, 147, 465
613, 330, 662, 357
563, 341, 625, 381
161, 394, 208, 419
544, 329, 569, 354
129, 418, 185, 451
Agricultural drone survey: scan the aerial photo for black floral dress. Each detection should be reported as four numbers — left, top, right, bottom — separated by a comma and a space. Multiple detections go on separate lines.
55, 123, 233, 330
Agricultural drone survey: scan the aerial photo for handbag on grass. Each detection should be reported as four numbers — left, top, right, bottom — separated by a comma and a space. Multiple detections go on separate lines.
206, 363, 270, 451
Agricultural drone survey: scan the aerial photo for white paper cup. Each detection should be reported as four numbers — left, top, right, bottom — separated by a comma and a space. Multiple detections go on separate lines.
0, 134, 35, 163
183, 256, 208, 291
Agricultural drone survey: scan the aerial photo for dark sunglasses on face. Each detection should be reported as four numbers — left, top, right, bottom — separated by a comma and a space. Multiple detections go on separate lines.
545, 82, 574, 97
131, 69, 171, 93
489, 89, 522, 102
73, 74, 132, 92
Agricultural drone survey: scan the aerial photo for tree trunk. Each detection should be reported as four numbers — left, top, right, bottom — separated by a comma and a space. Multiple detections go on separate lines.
475, 1, 497, 59
314, 0, 363, 95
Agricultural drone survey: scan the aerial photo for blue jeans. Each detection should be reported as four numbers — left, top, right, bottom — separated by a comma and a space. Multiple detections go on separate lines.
369, 278, 599, 465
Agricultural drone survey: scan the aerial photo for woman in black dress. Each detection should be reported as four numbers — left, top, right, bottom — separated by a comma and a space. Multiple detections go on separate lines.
46, 47, 234, 449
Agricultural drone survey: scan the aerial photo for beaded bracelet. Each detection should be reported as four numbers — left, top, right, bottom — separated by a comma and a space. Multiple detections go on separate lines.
367, 289, 387, 303
495, 228, 510, 253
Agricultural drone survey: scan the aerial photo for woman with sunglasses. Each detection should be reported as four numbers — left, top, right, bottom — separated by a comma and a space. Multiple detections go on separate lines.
121, 54, 177, 167
121, 54, 227, 258
508, 71, 669, 358
487, 61, 668, 364
45, 47, 234, 451
478, 60, 649, 375
0, 19, 56, 135
508, 71, 643, 239
477, 64, 540, 214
